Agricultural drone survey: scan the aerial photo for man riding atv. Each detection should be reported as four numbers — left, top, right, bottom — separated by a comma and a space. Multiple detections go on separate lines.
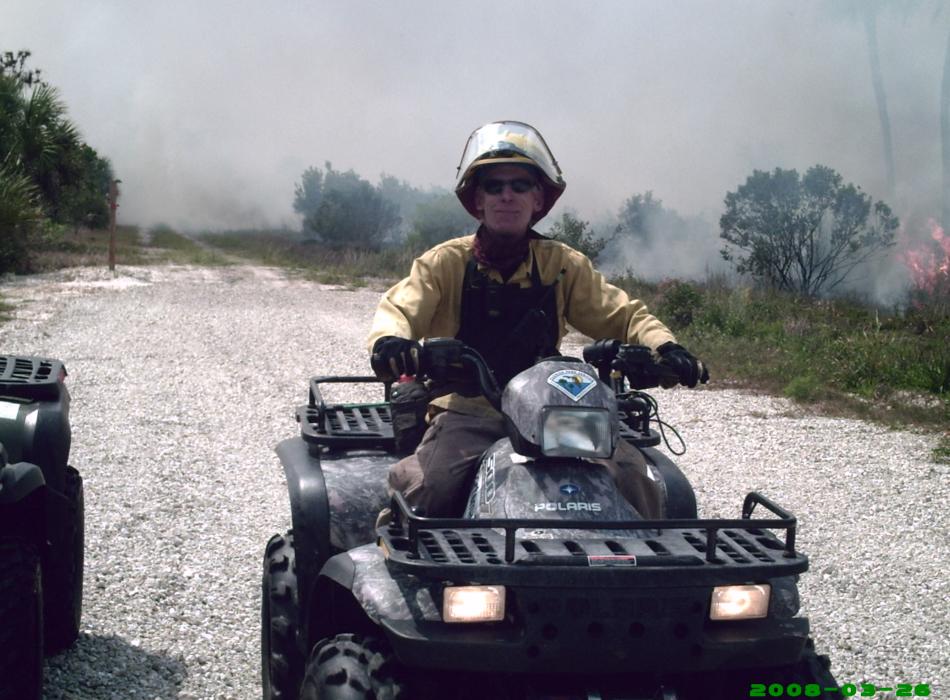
263, 121, 839, 699
368, 120, 709, 518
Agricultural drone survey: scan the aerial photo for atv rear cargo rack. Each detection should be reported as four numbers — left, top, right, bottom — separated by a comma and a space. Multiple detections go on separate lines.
379, 491, 806, 587
297, 376, 396, 451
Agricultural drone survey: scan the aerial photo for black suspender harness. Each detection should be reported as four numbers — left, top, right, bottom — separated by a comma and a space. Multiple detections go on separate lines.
456, 254, 564, 389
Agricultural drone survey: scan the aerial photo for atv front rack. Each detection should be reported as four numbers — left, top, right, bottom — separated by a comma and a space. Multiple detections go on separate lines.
379, 492, 806, 587
297, 376, 396, 451
0, 356, 65, 401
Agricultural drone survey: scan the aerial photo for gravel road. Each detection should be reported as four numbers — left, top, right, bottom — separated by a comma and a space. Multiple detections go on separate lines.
0, 264, 946, 699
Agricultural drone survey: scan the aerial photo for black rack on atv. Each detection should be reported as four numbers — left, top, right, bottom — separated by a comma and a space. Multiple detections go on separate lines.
378, 491, 804, 588
296, 376, 396, 452
0, 355, 65, 400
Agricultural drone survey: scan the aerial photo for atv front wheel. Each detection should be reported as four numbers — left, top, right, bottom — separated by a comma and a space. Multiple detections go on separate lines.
0, 538, 44, 700
262, 531, 304, 700
300, 633, 406, 700
44, 465, 84, 653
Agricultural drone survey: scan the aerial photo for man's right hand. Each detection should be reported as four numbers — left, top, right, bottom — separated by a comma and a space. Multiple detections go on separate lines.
656, 342, 709, 388
371, 336, 422, 380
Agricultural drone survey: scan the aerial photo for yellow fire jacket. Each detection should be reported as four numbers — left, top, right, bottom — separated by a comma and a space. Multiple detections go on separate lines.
367, 233, 677, 416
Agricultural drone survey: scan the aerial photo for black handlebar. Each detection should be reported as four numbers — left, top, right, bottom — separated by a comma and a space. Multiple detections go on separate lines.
583, 340, 679, 390
417, 338, 503, 409
415, 338, 678, 408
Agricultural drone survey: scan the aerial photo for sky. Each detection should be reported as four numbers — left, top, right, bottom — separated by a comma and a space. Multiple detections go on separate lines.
3, 1, 948, 292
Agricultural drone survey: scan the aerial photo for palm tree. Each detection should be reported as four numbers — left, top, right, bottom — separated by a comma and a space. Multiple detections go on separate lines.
14, 82, 81, 210
0, 160, 41, 272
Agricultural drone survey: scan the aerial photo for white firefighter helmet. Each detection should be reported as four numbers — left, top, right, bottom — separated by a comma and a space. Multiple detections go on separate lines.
455, 120, 566, 222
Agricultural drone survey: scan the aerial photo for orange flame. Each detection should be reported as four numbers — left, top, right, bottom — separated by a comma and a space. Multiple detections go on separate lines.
899, 219, 950, 297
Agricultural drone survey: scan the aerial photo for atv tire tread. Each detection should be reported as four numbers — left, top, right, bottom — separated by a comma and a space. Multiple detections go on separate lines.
301, 633, 405, 700
44, 465, 84, 653
0, 538, 44, 700
262, 531, 304, 700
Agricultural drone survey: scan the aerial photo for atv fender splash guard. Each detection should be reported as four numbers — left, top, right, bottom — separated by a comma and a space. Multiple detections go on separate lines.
276, 436, 330, 629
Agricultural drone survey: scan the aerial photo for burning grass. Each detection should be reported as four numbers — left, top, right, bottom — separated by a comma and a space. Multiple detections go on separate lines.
900, 219, 950, 321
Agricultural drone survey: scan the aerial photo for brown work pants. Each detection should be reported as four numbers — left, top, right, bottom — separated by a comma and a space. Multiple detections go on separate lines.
388, 410, 658, 518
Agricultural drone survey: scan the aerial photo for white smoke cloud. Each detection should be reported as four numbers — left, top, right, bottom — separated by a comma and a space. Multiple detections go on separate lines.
3, 1, 948, 297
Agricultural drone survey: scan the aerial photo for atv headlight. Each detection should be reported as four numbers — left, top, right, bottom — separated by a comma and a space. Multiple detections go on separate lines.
540, 407, 612, 458
442, 585, 506, 623
710, 584, 771, 621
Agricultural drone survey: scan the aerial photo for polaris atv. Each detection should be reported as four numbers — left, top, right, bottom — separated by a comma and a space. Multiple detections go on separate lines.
262, 338, 837, 699
0, 356, 84, 700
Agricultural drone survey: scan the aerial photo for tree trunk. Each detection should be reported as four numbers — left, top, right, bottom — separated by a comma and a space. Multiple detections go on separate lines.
863, 8, 897, 203
942, 24, 950, 229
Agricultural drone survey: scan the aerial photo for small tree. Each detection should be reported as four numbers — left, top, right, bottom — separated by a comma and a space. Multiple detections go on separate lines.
720, 165, 899, 296
56, 144, 113, 232
548, 212, 607, 263
293, 165, 324, 234
616, 191, 665, 242
295, 163, 401, 248
304, 166, 400, 249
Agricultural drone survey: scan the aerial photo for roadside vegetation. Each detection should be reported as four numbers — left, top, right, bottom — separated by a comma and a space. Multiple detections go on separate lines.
1, 51, 115, 274
201, 230, 415, 285
190, 230, 949, 441
145, 224, 232, 266
9, 224, 949, 464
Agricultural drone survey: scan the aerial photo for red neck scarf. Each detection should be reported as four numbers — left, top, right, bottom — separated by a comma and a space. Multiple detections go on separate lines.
472, 226, 536, 281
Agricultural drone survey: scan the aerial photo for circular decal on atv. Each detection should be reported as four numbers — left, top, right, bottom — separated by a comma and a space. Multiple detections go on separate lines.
560, 483, 580, 496
546, 369, 597, 402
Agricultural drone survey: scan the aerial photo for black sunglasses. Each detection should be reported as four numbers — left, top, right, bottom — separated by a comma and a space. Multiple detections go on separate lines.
480, 177, 538, 195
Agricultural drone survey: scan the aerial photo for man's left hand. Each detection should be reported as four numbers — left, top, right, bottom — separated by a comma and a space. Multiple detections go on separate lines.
656, 342, 709, 388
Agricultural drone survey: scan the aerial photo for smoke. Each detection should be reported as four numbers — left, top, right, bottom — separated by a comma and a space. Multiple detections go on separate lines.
3, 1, 949, 300
569, 201, 729, 283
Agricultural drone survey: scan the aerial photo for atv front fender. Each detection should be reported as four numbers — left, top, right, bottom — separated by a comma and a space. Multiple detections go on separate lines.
641, 446, 697, 519
276, 436, 330, 628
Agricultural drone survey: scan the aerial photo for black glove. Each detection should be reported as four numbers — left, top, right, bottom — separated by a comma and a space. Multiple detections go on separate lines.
656, 342, 709, 388
371, 336, 421, 380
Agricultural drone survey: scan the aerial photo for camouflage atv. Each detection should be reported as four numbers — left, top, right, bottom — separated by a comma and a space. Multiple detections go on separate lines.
0, 356, 83, 700
261, 338, 838, 699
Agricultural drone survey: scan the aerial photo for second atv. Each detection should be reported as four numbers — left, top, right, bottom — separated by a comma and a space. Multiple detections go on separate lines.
0, 355, 84, 700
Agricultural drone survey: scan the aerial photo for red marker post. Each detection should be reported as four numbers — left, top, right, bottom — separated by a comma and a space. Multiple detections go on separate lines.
107, 179, 120, 272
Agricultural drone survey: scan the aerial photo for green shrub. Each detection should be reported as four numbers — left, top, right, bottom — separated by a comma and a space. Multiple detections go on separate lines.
0, 165, 41, 273
783, 374, 823, 402
654, 279, 702, 329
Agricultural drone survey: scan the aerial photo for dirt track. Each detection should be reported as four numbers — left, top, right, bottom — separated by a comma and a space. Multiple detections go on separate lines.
1, 264, 945, 699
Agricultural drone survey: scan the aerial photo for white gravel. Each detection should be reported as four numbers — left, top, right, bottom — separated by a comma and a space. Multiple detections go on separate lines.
0, 264, 946, 699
